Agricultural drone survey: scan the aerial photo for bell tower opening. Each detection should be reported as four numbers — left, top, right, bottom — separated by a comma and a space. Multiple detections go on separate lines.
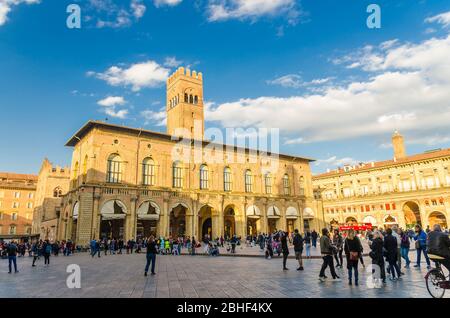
166, 67, 204, 140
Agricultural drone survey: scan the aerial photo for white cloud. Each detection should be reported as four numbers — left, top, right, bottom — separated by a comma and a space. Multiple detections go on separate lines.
141, 109, 167, 126
314, 156, 359, 168
88, 0, 146, 28
0, 0, 40, 26
208, 0, 300, 24
164, 56, 183, 68
206, 27, 450, 144
267, 74, 302, 88
89, 60, 170, 91
105, 108, 129, 119
97, 96, 126, 107
425, 11, 450, 28
154, 0, 182, 7
267, 74, 334, 89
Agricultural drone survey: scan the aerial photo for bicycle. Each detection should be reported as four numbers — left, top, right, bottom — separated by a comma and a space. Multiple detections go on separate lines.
425, 253, 450, 298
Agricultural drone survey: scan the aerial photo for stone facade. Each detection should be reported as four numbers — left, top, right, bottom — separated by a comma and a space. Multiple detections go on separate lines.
32, 159, 70, 241
58, 68, 319, 245
313, 132, 450, 230
0, 172, 37, 237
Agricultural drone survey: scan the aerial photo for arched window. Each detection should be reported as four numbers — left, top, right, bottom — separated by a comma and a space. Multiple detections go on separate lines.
299, 176, 305, 195
53, 187, 63, 198
200, 164, 209, 190
9, 225, 16, 235
245, 170, 253, 193
142, 157, 156, 186
283, 174, 291, 195
172, 161, 183, 188
194, 95, 198, 104
265, 172, 272, 194
184, 93, 188, 103
224, 167, 232, 192
73, 162, 79, 180
107, 154, 122, 183
189, 94, 194, 104
82, 155, 88, 183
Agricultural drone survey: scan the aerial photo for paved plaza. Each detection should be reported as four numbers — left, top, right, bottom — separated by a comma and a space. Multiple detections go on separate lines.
1, 249, 446, 298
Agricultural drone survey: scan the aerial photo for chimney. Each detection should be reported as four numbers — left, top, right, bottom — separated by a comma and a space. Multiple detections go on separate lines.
392, 130, 406, 160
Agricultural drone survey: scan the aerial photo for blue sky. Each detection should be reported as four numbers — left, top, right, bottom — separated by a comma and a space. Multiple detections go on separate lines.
1, 0, 450, 174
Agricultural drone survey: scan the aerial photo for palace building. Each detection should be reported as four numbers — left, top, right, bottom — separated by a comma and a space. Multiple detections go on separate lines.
0, 172, 37, 238
313, 131, 450, 230
59, 67, 319, 245
32, 159, 70, 241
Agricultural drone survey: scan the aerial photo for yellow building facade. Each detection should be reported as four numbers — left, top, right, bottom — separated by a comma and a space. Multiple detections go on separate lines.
313, 132, 450, 231
59, 68, 319, 245
32, 159, 71, 241
0, 172, 37, 237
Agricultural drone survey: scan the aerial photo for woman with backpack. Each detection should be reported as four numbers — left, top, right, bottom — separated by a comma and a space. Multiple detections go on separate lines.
369, 230, 386, 284
43, 240, 51, 265
400, 229, 411, 268
344, 229, 362, 286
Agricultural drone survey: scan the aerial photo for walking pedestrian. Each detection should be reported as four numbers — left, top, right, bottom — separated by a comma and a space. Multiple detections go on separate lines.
7, 241, 19, 273
304, 230, 311, 258
369, 230, 386, 284
344, 229, 362, 286
311, 230, 318, 248
413, 224, 431, 269
384, 228, 401, 281
319, 228, 340, 282
293, 229, 304, 270
144, 236, 157, 276
400, 229, 411, 268
332, 229, 344, 268
43, 240, 51, 265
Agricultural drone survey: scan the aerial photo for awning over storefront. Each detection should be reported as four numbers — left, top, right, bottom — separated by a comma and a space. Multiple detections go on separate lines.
137, 201, 160, 220
73, 202, 79, 220
246, 205, 261, 218
101, 200, 127, 220
303, 207, 315, 219
286, 206, 298, 219
363, 215, 377, 226
267, 206, 280, 218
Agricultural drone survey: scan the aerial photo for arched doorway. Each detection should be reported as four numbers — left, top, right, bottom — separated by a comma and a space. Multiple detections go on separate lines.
100, 200, 126, 240
170, 204, 187, 237
345, 216, 357, 226
383, 214, 398, 229
137, 201, 160, 239
403, 201, 422, 228
223, 205, 236, 239
198, 205, 213, 240
286, 207, 298, 234
267, 205, 281, 234
246, 205, 261, 236
71, 202, 79, 242
428, 212, 448, 229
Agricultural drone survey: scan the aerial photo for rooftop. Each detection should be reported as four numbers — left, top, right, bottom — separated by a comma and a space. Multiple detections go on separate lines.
65, 120, 315, 162
313, 148, 450, 179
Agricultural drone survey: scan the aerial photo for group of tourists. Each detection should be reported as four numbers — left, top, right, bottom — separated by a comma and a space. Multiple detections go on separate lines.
316, 223, 447, 286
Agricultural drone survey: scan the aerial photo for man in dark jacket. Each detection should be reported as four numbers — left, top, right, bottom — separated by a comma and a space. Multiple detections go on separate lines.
293, 229, 304, 270
280, 232, 289, 270
319, 228, 340, 281
7, 241, 19, 273
144, 236, 157, 276
384, 228, 401, 281
427, 224, 450, 272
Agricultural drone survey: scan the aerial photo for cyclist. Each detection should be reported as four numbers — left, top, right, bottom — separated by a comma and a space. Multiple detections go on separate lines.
427, 224, 450, 272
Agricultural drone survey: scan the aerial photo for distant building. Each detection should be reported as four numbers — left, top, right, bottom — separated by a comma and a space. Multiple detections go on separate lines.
313, 131, 450, 230
0, 172, 37, 239
32, 159, 70, 241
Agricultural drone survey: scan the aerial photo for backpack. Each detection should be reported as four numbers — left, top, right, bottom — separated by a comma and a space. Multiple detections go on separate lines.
45, 244, 52, 254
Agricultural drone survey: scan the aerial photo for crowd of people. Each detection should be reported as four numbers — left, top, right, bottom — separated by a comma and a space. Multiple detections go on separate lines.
2, 224, 449, 288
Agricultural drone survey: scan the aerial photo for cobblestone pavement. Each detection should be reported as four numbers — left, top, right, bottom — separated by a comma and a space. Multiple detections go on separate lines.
0, 251, 447, 298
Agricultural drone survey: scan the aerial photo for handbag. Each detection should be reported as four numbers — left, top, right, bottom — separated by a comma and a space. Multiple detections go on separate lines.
349, 251, 359, 261
415, 240, 420, 249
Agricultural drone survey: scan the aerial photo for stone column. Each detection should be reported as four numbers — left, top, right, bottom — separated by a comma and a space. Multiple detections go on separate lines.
91, 192, 101, 240
162, 198, 169, 237
129, 194, 138, 240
